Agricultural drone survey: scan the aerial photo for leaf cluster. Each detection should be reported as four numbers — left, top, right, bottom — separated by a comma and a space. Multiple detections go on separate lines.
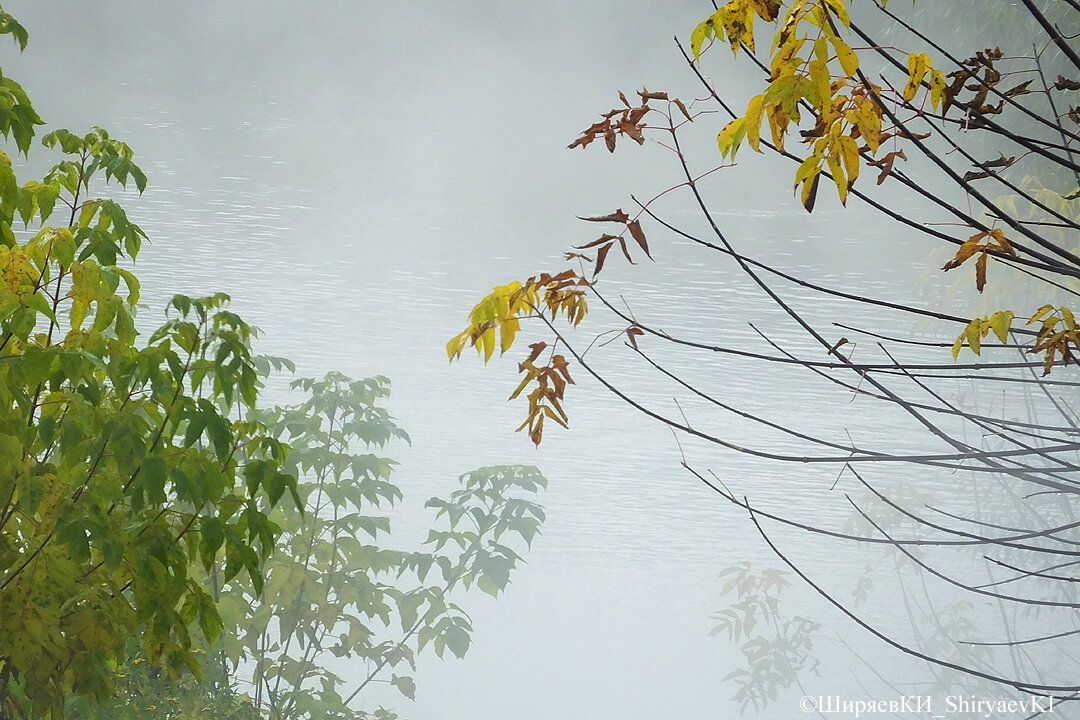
195, 373, 548, 719
710, 563, 819, 714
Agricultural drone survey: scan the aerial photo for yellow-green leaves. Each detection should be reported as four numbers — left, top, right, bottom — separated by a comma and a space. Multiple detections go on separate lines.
697, 0, 890, 209
448, 270, 589, 445
691, 0, 781, 59
447, 273, 588, 365
952, 306, 1080, 376
691, 16, 718, 58
952, 310, 1014, 359
718, 117, 749, 159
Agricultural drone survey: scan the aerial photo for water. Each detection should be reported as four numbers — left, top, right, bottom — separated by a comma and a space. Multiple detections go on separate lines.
6, 2, 1079, 718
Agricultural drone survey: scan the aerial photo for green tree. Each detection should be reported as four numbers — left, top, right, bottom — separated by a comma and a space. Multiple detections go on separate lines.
65, 373, 546, 720
0, 10, 299, 716
0, 7, 547, 719
451, 0, 1080, 701
216, 373, 545, 720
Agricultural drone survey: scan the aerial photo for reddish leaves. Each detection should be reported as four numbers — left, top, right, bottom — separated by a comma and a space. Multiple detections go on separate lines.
567, 89, 691, 153
866, 149, 907, 185
575, 209, 652, 277
511, 342, 575, 446
1028, 306, 1080, 375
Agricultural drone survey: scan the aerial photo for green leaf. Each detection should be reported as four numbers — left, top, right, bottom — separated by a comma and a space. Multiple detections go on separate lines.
391, 674, 416, 700
142, 455, 168, 504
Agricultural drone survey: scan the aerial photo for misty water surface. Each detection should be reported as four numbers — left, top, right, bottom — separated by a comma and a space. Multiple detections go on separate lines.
3, 3, 1053, 718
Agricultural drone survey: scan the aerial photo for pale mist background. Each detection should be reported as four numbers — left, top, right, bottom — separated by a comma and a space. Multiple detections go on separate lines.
0, 3, 962, 718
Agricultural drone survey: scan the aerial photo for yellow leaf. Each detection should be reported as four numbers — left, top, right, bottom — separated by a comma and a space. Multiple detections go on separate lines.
1029, 304, 1055, 324
446, 331, 469, 361
717, 117, 748, 159
793, 155, 820, 190
745, 94, 765, 152
831, 36, 859, 76
951, 333, 964, 359
813, 37, 829, 65
988, 310, 1014, 343
764, 74, 801, 114
825, 144, 847, 204
690, 16, 717, 59
823, 0, 852, 28
929, 68, 946, 110
719, 2, 756, 55
771, 36, 807, 79
903, 52, 931, 102
751, 0, 781, 21
500, 317, 520, 354
838, 135, 860, 188
799, 170, 821, 211
987, 228, 1015, 256
509, 366, 538, 400
765, 104, 788, 152
965, 319, 982, 355
808, 59, 831, 115
942, 237, 983, 271
1064, 306, 1076, 331
480, 325, 496, 362
852, 96, 881, 153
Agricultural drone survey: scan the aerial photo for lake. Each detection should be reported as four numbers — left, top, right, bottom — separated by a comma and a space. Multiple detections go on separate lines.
6, 2, 1076, 717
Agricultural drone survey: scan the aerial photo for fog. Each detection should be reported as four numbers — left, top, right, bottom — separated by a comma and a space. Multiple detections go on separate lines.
4, 2, 1078, 719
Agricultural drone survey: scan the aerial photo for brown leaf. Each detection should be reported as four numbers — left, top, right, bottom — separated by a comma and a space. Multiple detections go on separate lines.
594, 243, 612, 277
528, 413, 544, 445
980, 154, 1015, 170
603, 124, 616, 152
975, 250, 987, 292
942, 236, 984, 271
639, 88, 668, 101
567, 134, 593, 150
802, 174, 820, 213
1003, 79, 1033, 97
867, 150, 906, 185
964, 170, 992, 182
618, 91, 631, 108
626, 325, 644, 351
524, 341, 547, 364
580, 210, 631, 224
988, 228, 1016, 256
674, 97, 693, 123
626, 106, 650, 125
1056, 75, 1080, 91
575, 233, 619, 250
627, 219, 651, 259
756, 0, 781, 21
618, 118, 646, 144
